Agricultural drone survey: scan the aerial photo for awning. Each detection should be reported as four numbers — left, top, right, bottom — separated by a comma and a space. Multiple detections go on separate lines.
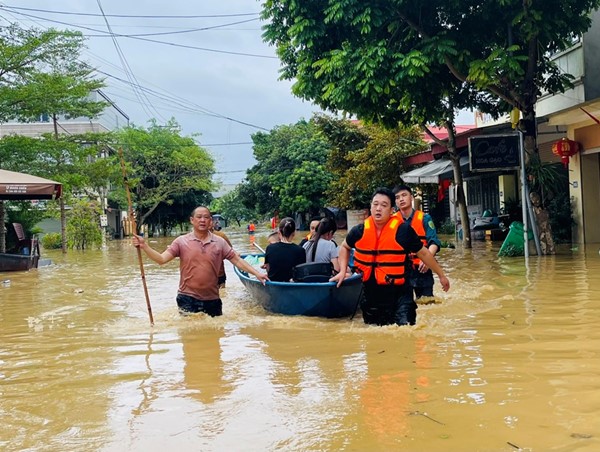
0, 169, 62, 200
400, 156, 469, 184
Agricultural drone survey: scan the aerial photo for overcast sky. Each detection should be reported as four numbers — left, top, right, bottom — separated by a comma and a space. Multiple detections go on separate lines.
1, 1, 473, 185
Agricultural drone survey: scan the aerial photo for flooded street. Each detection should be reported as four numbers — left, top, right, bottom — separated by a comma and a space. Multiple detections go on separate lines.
1, 229, 599, 452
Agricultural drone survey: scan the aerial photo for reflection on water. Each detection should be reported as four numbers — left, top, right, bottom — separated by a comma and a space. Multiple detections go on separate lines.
1, 230, 599, 451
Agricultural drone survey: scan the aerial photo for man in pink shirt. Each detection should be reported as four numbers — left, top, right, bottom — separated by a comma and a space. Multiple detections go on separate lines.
133, 206, 268, 316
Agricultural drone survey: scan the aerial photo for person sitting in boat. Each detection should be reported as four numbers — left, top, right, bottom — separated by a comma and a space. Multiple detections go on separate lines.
302, 217, 340, 273
264, 217, 306, 282
299, 216, 321, 247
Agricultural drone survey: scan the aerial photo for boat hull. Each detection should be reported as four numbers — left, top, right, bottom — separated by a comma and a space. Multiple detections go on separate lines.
234, 257, 364, 318
0, 253, 39, 272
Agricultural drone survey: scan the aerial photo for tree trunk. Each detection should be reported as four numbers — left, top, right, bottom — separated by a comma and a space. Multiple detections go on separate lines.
449, 151, 472, 248
520, 108, 554, 254
0, 201, 5, 253
436, 122, 472, 248
52, 114, 68, 254
60, 196, 67, 253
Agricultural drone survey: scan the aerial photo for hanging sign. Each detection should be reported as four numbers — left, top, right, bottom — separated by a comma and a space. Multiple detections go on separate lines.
468, 134, 520, 172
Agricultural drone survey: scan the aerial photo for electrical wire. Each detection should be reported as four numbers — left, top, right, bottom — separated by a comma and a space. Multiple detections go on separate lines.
1, 5, 260, 19
0, 7, 276, 59
83, 18, 260, 38
96, 0, 166, 122
92, 67, 270, 130
0, 4, 274, 173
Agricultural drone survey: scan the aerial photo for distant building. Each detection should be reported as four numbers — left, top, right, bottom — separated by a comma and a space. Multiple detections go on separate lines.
0, 90, 129, 137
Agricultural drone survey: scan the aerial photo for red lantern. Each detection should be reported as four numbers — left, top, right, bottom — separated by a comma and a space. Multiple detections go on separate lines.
552, 138, 579, 167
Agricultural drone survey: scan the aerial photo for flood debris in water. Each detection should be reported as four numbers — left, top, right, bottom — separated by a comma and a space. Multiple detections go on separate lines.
570, 432, 593, 439
408, 410, 445, 425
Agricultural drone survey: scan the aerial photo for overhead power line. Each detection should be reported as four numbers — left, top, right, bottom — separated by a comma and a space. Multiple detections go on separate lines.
0, 5, 260, 19
201, 142, 253, 147
96, 0, 165, 121
84, 18, 260, 38
93, 68, 270, 130
0, 7, 276, 59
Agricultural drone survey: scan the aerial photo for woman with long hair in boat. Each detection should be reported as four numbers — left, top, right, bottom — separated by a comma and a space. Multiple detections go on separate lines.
302, 217, 340, 273
264, 217, 306, 282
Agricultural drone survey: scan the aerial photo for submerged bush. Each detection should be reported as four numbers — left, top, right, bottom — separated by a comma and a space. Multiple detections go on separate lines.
437, 218, 455, 235
41, 232, 62, 249
66, 200, 103, 250
547, 191, 574, 244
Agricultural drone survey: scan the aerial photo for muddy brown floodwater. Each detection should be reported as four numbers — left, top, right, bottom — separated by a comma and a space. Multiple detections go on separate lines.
0, 229, 599, 452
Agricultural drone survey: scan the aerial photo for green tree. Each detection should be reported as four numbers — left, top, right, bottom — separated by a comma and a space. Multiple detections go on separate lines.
0, 25, 91, 121
261, 1, 481, 245
0, 25, 97, 252
262, 0, 600, 250
240, 119, 332, 218
0, 134, 110, 252
145, 189, 213, 236
263, 0, 598, 152
114, 119, 215, 227
66, 199, 103, 250
212, 187, 254, 227
314, 115, 425, 209
1, 23, 108, 253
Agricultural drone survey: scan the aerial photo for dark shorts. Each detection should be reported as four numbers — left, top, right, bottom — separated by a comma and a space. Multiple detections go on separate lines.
410, 267, 434, 298
361, 283, 417, 326
176, 294, 223, 317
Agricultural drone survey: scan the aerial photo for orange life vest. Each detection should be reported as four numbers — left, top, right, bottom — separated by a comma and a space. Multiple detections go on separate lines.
353, 216, 408, 285
397, 210, 427, 267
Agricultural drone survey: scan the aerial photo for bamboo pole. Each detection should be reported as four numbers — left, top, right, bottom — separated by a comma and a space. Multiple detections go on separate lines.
118, 148, 154, 326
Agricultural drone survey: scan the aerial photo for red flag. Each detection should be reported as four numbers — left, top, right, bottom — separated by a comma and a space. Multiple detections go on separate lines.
438, 179, 451, 202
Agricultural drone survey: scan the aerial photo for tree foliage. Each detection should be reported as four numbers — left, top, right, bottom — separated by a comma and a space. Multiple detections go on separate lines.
212, 187, 254, 227
0, 24, 105, 123
0, 23, 108, 253
114, 119, 215, 226
240, 119, 332, 217
238, 115, 425, 216
314, 115, 425, 209
144, 189, 213, 236
262, 0, 599, 127
262, 0, 600, 249
0, 133, 112, 195
0, 133, 112, 250
66, 199, 103, 250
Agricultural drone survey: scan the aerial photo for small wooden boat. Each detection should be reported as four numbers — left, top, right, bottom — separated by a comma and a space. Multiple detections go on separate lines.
0, 232, 42, 272
234, 255, 364, 318
0, 253, 39, 272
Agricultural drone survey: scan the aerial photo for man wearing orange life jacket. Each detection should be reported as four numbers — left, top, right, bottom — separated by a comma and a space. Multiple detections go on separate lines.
393, 184, 442, 301
331, 188, 450, 326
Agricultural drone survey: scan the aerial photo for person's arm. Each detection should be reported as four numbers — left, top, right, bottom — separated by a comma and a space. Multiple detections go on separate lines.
330, 241, 351, 287
133, 234, 175, 265
230, 254, 269, 285
328, 241, 341, 272
331, 257, 340, 273
419, 214, 442, 272
415, 247, 450, 292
